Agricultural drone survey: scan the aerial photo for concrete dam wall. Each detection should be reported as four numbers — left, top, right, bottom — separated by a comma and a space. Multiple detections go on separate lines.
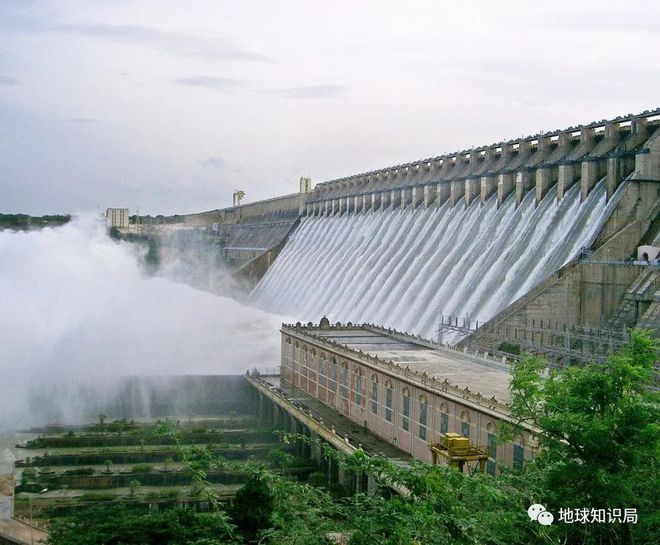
167, 193, 303, 272
304, 109, 660, 212
250, 179, 617, 340
248, 109, 660, 342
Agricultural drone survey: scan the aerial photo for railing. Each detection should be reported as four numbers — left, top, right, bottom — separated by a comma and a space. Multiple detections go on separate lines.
13, 514, 48, 532
437, 314, 482, 332
246, 373, 363, 452
471, 321, 631, 365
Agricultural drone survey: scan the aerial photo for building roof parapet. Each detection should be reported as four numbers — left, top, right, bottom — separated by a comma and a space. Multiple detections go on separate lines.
281, 321, 516, 420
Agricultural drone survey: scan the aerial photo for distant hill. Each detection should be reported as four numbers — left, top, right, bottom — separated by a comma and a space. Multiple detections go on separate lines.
0, 213, 71, 230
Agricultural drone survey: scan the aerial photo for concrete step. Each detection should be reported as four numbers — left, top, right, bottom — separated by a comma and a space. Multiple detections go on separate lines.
608, 299, 638, 331
636, 291, 660, 334
626, 268, 657, 299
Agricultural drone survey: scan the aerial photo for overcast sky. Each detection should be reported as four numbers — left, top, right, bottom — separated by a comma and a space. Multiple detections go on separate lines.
1, 0, 659, 215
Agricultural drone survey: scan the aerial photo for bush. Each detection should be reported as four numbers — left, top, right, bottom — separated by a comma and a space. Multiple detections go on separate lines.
307, 471, 326, 488
230, 473, 274, 542
497, 341, 521, 355
63, 468, 95, 477
131, 464, 153, 474
266, 448, 295, 469
78, 492, 117, 502
21, 468, 36, 485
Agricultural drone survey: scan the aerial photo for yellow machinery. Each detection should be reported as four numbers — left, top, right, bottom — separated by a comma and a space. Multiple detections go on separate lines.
429, 432, 488, 473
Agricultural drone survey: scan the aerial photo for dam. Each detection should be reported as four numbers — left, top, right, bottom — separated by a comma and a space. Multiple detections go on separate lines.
250, 180, 615, 340
158, 108, 659, 360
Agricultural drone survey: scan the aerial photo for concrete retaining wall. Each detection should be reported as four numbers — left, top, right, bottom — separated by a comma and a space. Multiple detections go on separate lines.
181, 193, 302, 227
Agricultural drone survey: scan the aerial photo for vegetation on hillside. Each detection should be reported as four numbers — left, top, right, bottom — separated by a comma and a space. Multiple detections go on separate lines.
47, 330, 659, 545
0, 213, 70, 230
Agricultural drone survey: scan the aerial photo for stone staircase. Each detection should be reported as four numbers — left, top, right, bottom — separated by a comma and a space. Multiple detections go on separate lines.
608, 268, 659, 332
636, 289, 660, 334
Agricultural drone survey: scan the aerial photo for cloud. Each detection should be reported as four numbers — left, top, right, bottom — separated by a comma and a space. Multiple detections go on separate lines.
545, 11, 660, 34
261, 84, 348, 99
176, 76, 244, 91
200, 156, 229, 170
55, 23, 271, 62
0, 74, 19, 85
63, 117, 97, 124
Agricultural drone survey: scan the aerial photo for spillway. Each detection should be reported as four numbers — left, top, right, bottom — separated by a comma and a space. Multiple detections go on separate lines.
250, 179, 620, 342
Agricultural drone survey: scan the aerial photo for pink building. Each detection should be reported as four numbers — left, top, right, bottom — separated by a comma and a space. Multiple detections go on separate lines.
280, 321, 537, 474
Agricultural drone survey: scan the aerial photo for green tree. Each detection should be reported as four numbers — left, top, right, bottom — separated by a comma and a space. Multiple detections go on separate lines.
21, 468, 36, 485
230, 472, 275, 543
266, 448, 295, 470
47, 505, 235, 545
103, 460, 112, 474
129, 479, 141, 497
505, 329, 659, 544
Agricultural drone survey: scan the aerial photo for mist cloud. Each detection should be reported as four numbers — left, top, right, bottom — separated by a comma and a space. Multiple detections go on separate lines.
176, 76, 245, 91
262, 84, 349, 99
0, 215, 285, 429
200, 156, 229, 170
0, 74, 19, 85
56, 23, 271, 62
63, 117, 97, 124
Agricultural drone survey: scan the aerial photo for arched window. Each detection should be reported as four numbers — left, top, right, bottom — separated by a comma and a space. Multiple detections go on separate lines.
385, 380, 393, 422
418, 395, 428, 440
438, 403, 449, 435
340, 362, 349, 399
319, 357, 327, 387
301, 347, 308, 377
355, 368, 364, 406
513, 435, 525, 470
310, 349, 316, 372
486, 422, 497, 476
370, 375, 378, 414
402, 388, 411, 432
460, 411, 471, 439
294, 342, 299, 372
329, 357, 337, 392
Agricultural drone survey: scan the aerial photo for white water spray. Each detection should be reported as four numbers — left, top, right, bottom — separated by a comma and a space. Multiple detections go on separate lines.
0, 214, 284, 429
250, 180, 618, 340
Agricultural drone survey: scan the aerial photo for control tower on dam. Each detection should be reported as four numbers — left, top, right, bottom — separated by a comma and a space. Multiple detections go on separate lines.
248, 108, 660, 354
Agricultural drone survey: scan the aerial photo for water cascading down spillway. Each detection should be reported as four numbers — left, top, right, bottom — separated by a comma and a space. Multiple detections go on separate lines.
250, 179, 620, 343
